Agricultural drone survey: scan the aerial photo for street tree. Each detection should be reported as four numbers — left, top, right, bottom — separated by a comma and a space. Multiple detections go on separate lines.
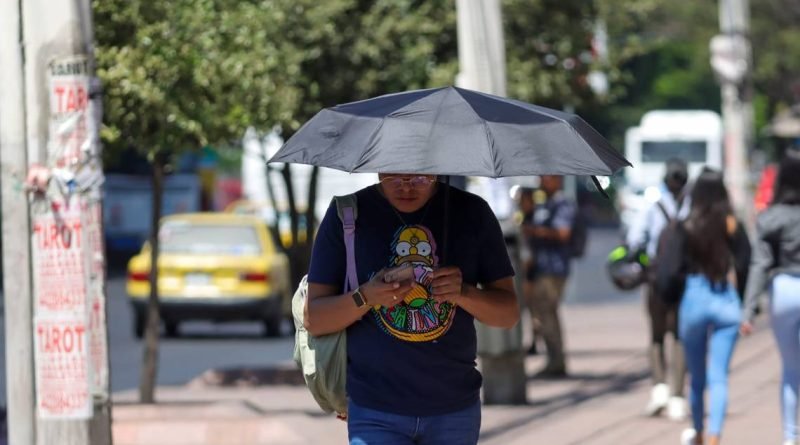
259, 0, 457, 286
93, 0, 302, 403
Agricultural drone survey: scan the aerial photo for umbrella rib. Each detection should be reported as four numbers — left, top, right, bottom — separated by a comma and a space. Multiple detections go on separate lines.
463, 88, 572, 126
453, 88, 501, 177
347, 114, 387, 173
421, 89, 452, 172
482, 120, 500, 177
459, 88, 626, 173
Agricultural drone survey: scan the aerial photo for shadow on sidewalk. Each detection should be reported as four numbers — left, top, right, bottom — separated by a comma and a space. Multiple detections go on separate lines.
566, 347, 641, 358
482, 368, 649, 442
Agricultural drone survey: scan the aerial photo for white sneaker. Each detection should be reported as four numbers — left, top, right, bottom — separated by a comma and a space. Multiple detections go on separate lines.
783, 441, 798, 445
680, 428, 697, 445
667, 396, 688, 421
645, 383, 669, 416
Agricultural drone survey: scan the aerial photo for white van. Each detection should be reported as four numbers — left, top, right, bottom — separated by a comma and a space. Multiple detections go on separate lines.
618, 110, 723, 231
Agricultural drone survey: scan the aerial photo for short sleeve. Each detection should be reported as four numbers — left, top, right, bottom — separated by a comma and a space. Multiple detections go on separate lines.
307, 201, 346, 287
551, 200, 576, 230
476, 200, 515, 284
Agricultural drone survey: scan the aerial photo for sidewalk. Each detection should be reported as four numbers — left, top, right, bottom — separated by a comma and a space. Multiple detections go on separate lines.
112, 299, 783, 445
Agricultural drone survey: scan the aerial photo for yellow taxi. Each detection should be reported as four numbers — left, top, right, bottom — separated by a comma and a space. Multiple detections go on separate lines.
224, 199, 308, 247
127, 212, 291, 338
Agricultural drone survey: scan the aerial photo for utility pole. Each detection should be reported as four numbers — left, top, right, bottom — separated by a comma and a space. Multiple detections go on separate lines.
0, 1, 37, 443
712, 0, 755, 225
456, 0, 527, 405
1, 0, 112, 443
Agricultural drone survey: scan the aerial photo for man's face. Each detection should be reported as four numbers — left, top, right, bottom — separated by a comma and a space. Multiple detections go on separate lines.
665, 170, 688, 194
519, 192, 534, 213
540, 175, 563, 195
378, 174, 438, 213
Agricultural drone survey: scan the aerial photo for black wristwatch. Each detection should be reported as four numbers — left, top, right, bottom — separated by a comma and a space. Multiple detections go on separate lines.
352, 288, 368, 308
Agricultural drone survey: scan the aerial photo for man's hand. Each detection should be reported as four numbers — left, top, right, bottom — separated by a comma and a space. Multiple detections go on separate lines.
361, 268, 414, 308
431, 266, 464, 304
740, 321, 754, 336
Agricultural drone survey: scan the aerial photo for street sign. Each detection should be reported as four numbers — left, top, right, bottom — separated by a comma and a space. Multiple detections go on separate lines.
31, 196, 93, 419
47, 56, 95, 168
34, 317, 92, 419
84, 200, 108, 397
710, 34, 749, 85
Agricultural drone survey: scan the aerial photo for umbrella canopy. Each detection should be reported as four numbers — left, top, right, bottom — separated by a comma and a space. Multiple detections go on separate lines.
268, 86, 630, 177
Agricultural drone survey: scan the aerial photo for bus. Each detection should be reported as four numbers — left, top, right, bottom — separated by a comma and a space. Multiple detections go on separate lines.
618, 110, 723, 231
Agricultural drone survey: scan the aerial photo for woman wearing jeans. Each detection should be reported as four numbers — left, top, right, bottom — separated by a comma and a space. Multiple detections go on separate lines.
742, 151, 800, 445
657, 169, 751, 445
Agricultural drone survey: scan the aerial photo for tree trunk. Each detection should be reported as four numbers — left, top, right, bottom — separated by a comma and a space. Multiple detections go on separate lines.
305, 166, 319, 245
264, 164, 283, 250
281, 165, 299, 247
139, 156, 164, 403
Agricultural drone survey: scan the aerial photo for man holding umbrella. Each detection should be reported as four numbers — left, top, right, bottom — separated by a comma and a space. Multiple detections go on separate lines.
270, 86, 630, 443
305, 173, 519, 443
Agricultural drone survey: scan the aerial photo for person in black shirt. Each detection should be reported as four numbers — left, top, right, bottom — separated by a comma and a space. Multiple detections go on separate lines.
306, 173, 519, 445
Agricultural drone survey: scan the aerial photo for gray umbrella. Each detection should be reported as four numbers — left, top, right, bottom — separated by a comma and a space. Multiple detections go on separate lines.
268, 86, 630, 263
268, 86, 630, 177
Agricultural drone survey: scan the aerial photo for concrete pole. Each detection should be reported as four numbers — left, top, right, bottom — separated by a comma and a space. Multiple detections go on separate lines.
718, 0, 755, 226
0, 0, 37, 443
456, 0, 527, 405
18, 0, 112, 442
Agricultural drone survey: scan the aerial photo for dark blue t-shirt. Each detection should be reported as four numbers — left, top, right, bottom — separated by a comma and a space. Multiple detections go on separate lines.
530, 193, 576, 277
307, 184, 514, 416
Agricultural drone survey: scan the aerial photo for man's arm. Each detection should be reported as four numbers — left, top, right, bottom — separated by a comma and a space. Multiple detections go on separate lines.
431, 267, 519, 329
305, 274, 414, 336
524, 225, 570, 243
524, 200, 574, 243
304, 283, 371, 336
459, 277, 519, 328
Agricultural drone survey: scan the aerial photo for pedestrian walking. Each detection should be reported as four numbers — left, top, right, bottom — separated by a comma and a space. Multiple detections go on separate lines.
741, 150, 800, 445
626, 158, 691, 420
656, 168, 752, 445
523, 175, 576, 377
305, 174, 519, 445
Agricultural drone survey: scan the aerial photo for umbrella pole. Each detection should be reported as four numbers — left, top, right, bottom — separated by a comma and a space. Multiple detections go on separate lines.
442, 175, 450, 266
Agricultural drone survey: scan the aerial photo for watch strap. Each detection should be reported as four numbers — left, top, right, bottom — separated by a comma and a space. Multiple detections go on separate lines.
352, 288, 367, 308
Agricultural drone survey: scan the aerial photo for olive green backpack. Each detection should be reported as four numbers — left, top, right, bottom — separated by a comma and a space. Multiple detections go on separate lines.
292, 194, 357, 416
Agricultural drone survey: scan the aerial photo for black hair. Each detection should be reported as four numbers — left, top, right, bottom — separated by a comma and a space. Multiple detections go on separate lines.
773, 150, 800, 205
684, 168, 733, 284
664, 158, 689, 187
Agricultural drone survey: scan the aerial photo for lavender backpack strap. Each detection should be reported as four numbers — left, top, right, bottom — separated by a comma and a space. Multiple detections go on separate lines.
334, 194, 359, 293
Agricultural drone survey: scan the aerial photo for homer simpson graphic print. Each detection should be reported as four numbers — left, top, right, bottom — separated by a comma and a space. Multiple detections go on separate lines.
373, 224, 456, 342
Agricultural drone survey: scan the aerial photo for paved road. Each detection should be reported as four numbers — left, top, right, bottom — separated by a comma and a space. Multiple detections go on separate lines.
0, 227, 635, 404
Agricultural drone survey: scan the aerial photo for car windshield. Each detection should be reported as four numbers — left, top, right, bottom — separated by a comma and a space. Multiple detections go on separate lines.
160, 222, 262, 255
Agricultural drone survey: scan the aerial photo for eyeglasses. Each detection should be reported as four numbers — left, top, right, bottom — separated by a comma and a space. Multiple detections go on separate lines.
380, 176, 436, 189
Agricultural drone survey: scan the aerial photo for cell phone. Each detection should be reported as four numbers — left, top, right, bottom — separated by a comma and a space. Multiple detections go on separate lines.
384, 263, 414, 284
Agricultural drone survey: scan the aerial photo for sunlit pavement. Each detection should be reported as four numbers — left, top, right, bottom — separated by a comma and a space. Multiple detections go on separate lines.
111, 298, 781, 445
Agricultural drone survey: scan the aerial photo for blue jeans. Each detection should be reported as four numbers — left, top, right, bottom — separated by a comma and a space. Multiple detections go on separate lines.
347, 400, 481, 445
679, 275, 742, 436
771, 274, 800, 441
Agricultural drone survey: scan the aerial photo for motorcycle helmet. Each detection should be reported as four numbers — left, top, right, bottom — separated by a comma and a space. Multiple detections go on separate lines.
606, 245, 648, 290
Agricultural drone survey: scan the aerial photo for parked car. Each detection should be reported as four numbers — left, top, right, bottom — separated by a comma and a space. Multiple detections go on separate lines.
223, 199, 308, 247
126, 213, 291, 338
